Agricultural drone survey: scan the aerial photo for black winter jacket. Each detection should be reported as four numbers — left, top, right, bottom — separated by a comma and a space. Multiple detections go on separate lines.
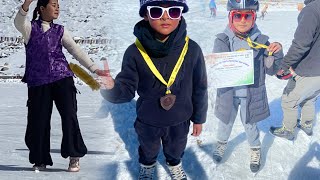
101, 18, 208, 127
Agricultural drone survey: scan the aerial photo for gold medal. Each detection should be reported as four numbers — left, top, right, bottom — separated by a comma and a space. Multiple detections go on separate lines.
264, 56, 274, 68
135, 37, 189, 111
160, 93, 176, 110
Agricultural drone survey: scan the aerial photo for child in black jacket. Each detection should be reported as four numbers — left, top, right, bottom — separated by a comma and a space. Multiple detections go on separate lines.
100, 0, 208, 179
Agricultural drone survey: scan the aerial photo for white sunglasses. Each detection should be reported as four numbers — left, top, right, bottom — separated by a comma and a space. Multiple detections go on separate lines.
146, 6, 184, 20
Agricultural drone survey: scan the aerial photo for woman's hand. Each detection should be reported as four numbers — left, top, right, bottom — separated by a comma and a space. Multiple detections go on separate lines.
95, 69, 110, 77
22, 0, 34, 12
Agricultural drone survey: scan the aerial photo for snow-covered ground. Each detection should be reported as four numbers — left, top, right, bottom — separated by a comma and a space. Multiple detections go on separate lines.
0, 0, 319, 180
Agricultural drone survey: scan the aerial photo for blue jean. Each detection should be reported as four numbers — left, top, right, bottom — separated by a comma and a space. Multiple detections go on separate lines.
217, 97, 261, 147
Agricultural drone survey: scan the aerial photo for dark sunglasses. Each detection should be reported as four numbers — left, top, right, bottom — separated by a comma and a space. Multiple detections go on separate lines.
147, 6, 184, 20
231, 10, 255, 22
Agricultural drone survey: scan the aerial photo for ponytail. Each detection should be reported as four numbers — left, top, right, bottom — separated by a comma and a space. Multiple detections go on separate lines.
32, 7, 39, 21
31, 0, 50, 21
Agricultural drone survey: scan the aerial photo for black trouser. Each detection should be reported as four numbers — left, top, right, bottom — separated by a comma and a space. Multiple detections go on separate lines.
25, 77, 87, 166
134, 120, 190, 166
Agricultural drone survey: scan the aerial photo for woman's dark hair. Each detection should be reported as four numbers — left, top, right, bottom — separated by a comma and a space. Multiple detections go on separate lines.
32, 0, 50, 21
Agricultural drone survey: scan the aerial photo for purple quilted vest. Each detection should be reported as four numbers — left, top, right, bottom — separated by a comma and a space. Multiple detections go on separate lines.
24, 20, 73, 87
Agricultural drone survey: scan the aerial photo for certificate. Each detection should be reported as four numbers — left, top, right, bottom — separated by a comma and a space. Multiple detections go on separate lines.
205, 50, 254, 88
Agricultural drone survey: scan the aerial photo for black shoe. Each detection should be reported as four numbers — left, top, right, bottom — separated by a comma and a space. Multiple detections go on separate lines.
138, 163, 156, 180
32, 164, 46, 172
270, 126, 295, 140
250, 148, 261, 173
213, 141, 227, 163
68, 157, 80, 172
167, 162, 187, 180
297, 119, 313, 136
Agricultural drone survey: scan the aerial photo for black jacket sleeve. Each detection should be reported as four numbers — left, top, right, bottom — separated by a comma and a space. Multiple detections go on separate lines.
281, 7, 319, 70
191, 47, 208, 124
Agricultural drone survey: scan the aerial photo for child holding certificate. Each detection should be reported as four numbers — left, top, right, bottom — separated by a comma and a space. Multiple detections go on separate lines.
212, 0, 283, 173
100, 0, 208, 179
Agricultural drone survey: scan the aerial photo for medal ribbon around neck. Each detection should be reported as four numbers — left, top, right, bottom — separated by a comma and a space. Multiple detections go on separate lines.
237, 35, 273, 56
135, 36, 189, 95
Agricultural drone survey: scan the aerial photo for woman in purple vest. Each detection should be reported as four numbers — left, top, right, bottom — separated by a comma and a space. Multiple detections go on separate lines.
14, 0, 108, 172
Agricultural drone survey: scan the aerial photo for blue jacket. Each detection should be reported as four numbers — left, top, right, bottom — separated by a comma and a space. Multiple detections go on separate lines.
213, 26, 283, 124
209, 0, 217, 9
101, 18, 208, 127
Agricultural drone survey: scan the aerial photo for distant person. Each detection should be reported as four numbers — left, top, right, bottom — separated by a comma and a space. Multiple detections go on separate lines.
14, 0, 108, 172
297, 2, 304, 11
212, 0, 283, 173
260, 3, 268, 20
100, 0, 208, 179
209, 0, 217, 17
270, 0, 320, 140
200, 0, 206, 14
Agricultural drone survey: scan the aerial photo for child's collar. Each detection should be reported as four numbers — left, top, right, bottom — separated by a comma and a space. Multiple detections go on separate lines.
37, 18, 54, 27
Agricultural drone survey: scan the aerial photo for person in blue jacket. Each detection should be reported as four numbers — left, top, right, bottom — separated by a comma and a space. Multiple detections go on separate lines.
100, 0, 208, 179
209, 0, 217, 17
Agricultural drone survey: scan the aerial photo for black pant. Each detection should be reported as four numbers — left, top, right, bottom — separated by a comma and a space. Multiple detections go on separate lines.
134, 120, 190, 166
25, 77, 87, 166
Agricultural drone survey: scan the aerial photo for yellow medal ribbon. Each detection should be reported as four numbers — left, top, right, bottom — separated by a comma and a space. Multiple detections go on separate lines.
135, 36, 189, 94
237, 35, 273, 56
